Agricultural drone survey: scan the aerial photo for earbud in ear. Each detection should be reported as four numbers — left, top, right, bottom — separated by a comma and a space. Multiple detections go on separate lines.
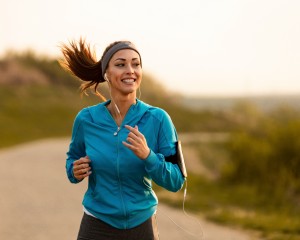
104, 74, 109, 82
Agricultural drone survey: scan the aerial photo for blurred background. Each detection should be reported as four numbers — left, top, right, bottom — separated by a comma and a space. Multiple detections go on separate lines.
1, 0, 300, 239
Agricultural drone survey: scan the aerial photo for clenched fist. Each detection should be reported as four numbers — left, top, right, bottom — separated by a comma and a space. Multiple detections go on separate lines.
73, 156, 92, 181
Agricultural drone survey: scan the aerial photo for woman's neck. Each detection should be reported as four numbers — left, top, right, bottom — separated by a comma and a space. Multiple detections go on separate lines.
108, 94, 136, 126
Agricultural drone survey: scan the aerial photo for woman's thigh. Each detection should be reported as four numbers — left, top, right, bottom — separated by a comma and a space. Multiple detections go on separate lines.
127, 214, 159, 240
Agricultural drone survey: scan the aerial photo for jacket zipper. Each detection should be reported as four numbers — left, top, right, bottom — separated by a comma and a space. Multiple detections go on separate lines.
105, 105, 128, 227
114, 126, 121, 136
116, 131, 128, 229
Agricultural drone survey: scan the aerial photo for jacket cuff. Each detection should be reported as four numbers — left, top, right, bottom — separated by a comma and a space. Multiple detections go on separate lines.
144, 150, 158, 171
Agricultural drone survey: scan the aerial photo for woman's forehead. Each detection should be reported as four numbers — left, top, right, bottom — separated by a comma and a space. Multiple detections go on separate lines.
111, 49, 140, 61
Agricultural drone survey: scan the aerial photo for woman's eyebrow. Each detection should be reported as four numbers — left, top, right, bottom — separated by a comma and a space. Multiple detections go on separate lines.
114, 58, 126, 62
114, 57, 139, 62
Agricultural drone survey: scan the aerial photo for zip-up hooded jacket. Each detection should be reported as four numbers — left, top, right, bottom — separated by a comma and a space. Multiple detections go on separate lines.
66, 99, 185, 229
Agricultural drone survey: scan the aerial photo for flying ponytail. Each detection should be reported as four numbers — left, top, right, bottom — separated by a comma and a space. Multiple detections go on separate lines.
59, 38, 105, 99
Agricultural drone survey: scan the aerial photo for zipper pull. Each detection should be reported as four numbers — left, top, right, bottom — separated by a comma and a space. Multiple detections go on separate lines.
114, 127, 120, 136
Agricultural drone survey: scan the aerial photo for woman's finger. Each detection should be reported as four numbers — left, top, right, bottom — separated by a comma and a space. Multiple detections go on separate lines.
74, 156, 90, 166
79, 167, 91, 174
74, 167, 91, 178
74, 163, 90, 170
125, 125, 142, 137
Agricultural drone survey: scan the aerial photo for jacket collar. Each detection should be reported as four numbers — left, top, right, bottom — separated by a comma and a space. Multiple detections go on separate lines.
88, 99, 150, 127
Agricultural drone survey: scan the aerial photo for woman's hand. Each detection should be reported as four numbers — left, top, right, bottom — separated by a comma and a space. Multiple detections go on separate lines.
123, 125, 150, 160
73, 156, 92, 181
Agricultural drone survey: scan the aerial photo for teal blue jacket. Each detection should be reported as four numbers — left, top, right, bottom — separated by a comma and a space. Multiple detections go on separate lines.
66, 99, 185, 229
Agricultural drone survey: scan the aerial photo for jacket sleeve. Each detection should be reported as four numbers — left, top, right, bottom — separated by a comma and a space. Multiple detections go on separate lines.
144, 110, 186, 192
66, 110, 86, 184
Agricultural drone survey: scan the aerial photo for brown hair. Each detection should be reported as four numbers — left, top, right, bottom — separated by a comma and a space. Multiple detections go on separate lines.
59, 38, 122, 100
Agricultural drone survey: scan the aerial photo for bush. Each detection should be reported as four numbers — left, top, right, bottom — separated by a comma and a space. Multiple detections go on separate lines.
223, 106, 300, 201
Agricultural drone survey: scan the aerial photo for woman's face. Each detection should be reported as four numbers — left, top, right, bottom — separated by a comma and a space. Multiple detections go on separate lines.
106, 49, 142, 96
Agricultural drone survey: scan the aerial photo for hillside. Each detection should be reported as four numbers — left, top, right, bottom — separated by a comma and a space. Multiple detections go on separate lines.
182, 94, 300, 111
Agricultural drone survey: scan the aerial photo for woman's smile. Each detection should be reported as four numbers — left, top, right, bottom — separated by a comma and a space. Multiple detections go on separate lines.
122, 78, 135, 84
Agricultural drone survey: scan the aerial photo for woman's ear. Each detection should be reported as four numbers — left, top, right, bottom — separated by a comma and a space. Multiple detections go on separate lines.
104, 73, 110, 82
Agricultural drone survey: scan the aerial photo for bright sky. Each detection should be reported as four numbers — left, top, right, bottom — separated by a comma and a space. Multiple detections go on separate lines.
1, 0, 300, 96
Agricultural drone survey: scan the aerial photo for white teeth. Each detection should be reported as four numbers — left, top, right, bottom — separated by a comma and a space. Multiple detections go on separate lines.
122, 79, 135, 83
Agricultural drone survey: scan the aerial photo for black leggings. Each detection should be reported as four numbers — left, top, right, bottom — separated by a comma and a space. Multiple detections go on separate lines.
77, 213, 159, 240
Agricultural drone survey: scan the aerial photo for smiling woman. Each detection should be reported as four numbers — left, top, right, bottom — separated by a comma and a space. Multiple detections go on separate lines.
59, 38, 186, 240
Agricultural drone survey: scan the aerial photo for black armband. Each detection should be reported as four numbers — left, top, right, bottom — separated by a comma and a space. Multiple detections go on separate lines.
165, 141, 187, 178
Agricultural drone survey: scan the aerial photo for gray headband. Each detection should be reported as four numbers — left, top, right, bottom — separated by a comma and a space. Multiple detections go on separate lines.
101, 41, 142, 78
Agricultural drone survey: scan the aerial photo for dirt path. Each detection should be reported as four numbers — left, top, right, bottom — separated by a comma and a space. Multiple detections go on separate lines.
0, 138, 255, 240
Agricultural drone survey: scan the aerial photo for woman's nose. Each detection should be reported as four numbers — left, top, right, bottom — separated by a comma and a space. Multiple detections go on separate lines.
125, 64, 134, 74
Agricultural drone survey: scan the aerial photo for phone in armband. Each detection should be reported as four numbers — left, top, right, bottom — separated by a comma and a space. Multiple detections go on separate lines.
165, 141, 187, 178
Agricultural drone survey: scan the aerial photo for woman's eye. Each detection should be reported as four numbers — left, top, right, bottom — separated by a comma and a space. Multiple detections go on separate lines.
115, 62, 140, 67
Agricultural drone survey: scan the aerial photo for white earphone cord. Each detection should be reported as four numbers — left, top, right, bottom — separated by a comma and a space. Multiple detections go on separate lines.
158, 180, 204, 239
106, 76, 122, 120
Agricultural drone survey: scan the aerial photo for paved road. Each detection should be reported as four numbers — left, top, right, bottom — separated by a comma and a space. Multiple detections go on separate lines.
0, 138, 256, 240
